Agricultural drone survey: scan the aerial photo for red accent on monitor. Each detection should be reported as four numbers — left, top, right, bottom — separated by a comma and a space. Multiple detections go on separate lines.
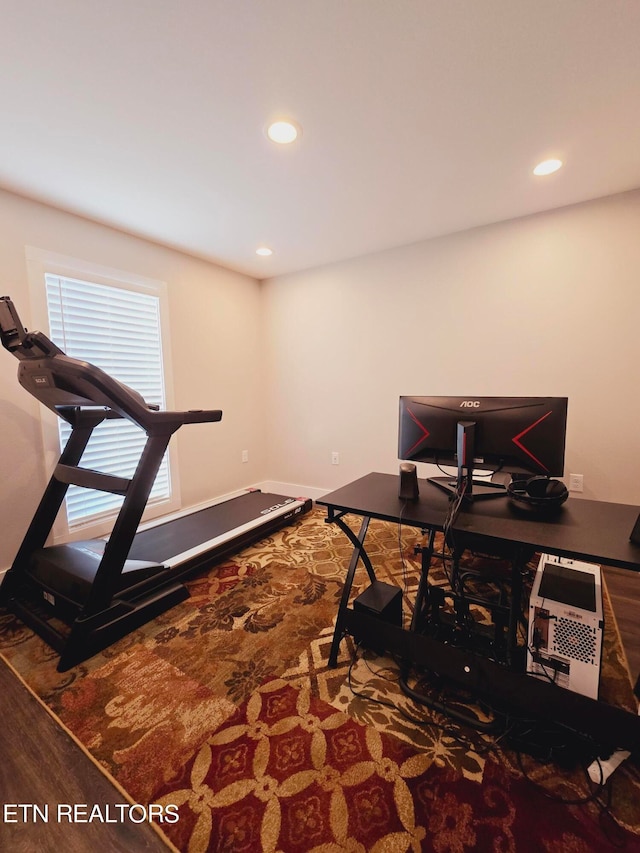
405, 406, 430, 456
511, 412, 552, 473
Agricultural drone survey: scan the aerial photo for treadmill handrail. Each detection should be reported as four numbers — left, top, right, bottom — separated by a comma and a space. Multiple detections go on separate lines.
182, 409, 224, 424
1, 296, 223, 434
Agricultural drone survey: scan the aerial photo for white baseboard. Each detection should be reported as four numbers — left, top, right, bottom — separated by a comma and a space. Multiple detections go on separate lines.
255, 480, 329, 502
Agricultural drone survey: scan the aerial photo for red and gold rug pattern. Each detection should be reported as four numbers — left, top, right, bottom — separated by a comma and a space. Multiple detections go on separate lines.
154, 679, 432, 852
151, 678, 632, 853
1, 508, 640, 850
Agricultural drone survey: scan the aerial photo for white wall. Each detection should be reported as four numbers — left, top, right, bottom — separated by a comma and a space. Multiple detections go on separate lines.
261, 189, 640, 506
0, 189, 265, 571
3, 186, 640, 574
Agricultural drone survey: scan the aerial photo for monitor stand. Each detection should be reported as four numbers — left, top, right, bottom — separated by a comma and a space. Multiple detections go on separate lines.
428, 476, 507, 501
428, 420, 507, 501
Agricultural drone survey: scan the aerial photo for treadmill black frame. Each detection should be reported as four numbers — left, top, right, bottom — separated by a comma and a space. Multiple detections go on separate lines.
0, 296, 309, 670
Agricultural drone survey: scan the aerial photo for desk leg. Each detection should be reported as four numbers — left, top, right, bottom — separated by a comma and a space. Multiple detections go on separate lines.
328, 515, 372, 668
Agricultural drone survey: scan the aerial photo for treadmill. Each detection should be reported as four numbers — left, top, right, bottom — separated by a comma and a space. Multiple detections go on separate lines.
0, 296, 311, 670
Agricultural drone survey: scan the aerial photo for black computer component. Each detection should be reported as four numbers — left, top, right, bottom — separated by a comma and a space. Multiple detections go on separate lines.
398, 462, 419, 501
398, 396, 568, 500
353, 581, 403, 655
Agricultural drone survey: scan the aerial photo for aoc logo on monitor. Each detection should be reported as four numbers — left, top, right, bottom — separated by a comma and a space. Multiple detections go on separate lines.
460, 400, 480, 408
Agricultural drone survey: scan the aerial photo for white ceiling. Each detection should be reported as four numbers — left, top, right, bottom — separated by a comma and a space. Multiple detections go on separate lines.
1, 1, 639, 279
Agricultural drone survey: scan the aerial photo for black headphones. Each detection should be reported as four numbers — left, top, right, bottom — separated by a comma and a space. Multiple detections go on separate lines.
507, 476, 568, 513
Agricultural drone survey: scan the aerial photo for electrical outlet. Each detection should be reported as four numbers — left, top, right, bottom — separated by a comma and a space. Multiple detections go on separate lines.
568, 473, 584, 493
241, 450, 249, 463
331, 451, 340, 465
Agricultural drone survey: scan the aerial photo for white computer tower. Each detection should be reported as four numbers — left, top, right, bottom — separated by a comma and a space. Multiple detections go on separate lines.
527, 553, 603, 700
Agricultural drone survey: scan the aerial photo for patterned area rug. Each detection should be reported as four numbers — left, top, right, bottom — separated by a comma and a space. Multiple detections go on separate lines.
151, 678, 626, 853
1, 507, 640, 851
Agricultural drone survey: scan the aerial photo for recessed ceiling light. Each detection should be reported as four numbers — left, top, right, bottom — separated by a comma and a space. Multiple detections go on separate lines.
533, 158, 563, 176
256, 246, 273, 257
267, 120, 300, 144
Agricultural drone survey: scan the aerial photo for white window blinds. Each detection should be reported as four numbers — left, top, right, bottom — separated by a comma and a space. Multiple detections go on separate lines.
45, 275, 171, 528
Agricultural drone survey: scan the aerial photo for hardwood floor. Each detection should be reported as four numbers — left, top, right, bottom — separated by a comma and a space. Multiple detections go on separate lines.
604, 566, 640, 686
0, 658, 171, 853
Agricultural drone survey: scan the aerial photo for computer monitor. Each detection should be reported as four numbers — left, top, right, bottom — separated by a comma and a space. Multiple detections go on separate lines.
398, 396, 568, 500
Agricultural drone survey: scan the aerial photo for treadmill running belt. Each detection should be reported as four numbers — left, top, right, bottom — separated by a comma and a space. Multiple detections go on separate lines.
127, 491, 299, 564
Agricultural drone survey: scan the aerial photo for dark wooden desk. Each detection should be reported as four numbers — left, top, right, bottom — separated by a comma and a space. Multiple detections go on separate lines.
320, 472, 640, 570
318, 472, 640, 749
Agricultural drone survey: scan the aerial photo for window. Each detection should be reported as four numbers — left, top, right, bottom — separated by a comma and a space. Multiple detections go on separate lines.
27, 248, 179, 539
